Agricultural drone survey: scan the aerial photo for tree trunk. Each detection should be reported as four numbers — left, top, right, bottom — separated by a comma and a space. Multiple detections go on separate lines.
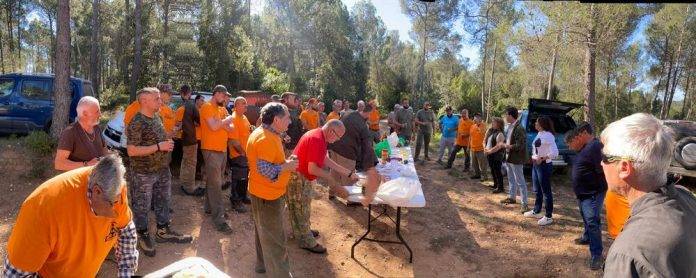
0, 24, 4, 73
681, 70, 692, 118
614, 76, 619, 120
486, 41, 498, 122
663, 6, 689, 120
660, 54, 674, 119
48, 14, 55, 73
16, 0, 20, 66
161, 0, 171, 83
651, 37, 669, 114
546, 31, 560, 100
50, 0, 71, 139
480, 2, 491, 119
90, 0, 100, 97
583, 4, 597, 126
129, 0, 143, 102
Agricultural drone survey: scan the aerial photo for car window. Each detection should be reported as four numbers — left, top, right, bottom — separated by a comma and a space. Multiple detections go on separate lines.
21, 80, 52, 100
0, 79, 14, 98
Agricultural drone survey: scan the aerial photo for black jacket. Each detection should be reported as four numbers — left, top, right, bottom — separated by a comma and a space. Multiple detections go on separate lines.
571, 138, 608, 198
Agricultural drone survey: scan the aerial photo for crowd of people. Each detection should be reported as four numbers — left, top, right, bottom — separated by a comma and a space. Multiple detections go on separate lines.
2, 85, 695, 277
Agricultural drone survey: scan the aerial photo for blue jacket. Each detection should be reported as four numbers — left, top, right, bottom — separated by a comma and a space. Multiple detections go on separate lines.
439, 115, 459, 138
571, 138, 608, 198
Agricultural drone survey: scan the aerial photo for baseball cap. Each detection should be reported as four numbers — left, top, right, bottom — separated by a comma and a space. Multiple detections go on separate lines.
212, 85, 232, 96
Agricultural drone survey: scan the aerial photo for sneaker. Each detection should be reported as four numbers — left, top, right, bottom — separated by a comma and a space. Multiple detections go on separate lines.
138, 231, 156, 257
424, 157, 431, 161
523, 210, 543, 218
156, 226, 193, 243
231, 200, 248, 213
311, 229, 320, 238
301, 243, 327, 254
470, 175, 481, 180
216, 222, 234, 235
328, 195, 336, 201
414, 158, 421, 162
520, 204, 529, 214
589, 257, 604, 270
491, 188, 504, 194
500, 197, 516, 204
537, 216, 553, 226
436, 160, 443, 165
574, 237, 590, 245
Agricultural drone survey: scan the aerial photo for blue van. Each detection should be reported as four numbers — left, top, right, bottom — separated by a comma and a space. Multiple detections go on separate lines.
0, 73, 93, 133
518, 98, 582, 167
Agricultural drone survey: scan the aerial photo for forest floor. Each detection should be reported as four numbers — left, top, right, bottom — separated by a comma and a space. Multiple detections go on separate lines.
0, 135, 620, 278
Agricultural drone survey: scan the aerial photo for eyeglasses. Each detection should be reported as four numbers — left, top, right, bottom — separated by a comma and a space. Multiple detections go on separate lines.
329, 128, 340, 139
601, 153, 640, 164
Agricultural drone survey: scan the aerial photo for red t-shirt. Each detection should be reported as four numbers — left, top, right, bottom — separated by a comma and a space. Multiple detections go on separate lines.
293, 128, 327, 181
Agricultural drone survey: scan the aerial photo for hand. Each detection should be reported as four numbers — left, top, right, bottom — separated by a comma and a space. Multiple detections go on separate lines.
282, 157, 298, 172
348, 172, 359, 182
158, 140, 175, 152
87, 158, 99, 166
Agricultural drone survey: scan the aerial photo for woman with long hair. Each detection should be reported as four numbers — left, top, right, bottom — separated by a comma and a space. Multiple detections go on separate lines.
524, 116, 558, 226
484, 117, 506, 194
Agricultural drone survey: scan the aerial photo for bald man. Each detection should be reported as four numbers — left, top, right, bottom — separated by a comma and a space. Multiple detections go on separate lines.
55, 96, 108, 171
287, 120, 357, 254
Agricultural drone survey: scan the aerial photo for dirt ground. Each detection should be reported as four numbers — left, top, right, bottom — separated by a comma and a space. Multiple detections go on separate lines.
0, 136, 619, 278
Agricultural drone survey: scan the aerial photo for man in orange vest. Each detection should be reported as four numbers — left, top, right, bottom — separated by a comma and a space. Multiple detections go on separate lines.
199, 85, 235, 234
367, 100, 381, 143
469, 113, 488, 181
446, 109, 473, 170
4, 155, 138, 277
248, 102, 299, 276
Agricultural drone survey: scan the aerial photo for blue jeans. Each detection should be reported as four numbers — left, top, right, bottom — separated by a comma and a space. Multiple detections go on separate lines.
578, 191, 606, 259
505, 163, 528, 205
532, 161, 553, 218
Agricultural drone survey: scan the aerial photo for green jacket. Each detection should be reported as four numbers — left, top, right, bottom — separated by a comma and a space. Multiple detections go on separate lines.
505, 121, 528, 165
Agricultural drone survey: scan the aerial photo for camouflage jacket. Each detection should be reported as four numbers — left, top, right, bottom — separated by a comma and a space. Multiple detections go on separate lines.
127, 112, 169, 173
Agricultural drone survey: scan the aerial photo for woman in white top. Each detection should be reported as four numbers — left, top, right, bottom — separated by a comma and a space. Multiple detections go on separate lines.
523, 116, 559, 226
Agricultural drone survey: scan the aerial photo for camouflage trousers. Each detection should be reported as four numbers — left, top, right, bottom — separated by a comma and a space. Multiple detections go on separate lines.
180, 144, 198, 193
286, 172, 316, 248
131, 167, 172, 231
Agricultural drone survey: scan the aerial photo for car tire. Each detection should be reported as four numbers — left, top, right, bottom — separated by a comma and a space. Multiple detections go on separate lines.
675, 136, 696, 170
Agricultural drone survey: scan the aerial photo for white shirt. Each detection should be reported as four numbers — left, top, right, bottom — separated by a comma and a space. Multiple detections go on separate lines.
531, 131, 558, 163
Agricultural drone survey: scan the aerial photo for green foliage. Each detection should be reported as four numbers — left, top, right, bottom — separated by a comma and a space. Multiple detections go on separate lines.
24, 131, 56, 156
261, 67, 292, 95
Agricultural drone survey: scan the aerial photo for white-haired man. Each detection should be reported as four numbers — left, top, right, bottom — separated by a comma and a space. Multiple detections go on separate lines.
54, 96, 108, 171
4, 154, 138, 277
601, 113, 696, 277
327, 100, 342, 122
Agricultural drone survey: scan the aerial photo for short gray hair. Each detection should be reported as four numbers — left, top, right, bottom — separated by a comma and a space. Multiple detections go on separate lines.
260, 102, 288, 125
76, 96, 99, 117
600, 113, 674, 190
88, 154, 126, 202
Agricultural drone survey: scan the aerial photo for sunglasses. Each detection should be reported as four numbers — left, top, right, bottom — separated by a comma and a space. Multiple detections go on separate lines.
601, 153, 640, 164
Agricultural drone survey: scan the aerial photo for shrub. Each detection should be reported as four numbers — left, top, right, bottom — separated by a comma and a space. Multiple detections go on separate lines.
24, 131, 56, 156
23, 131, 56, 178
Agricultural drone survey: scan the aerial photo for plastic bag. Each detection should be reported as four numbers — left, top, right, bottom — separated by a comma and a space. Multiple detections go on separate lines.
375, 177, 420, 206
387, 132, 400, 149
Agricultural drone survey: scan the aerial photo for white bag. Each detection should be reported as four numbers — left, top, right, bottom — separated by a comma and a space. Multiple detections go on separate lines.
387, 132, 400, 149
375, 177, 420, 206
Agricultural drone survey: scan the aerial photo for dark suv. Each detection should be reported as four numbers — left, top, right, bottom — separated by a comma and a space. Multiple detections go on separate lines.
519, 98, 582, 167
0, 73, 93, 133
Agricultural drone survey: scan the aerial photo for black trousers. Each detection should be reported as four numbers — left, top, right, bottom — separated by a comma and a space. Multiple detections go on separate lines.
228, 156, 250, 202
446, 145, 470, 169
487, 154, 504, 191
